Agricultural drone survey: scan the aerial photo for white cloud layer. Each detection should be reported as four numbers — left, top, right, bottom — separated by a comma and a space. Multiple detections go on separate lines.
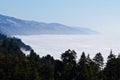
16, 35, 120, 61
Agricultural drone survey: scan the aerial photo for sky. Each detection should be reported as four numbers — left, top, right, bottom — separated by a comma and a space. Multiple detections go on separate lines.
0, 0, 120, 35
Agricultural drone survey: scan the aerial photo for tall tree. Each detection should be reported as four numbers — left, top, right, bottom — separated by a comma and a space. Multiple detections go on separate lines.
93, 52, 104, 80
86, 54, 96, 80
103, 50, 120, 80
78, 52, 89, 80
107, 50, 116, 61
61, 49, 77, 80
93, 52, 104, 70
61, 49, 76, 64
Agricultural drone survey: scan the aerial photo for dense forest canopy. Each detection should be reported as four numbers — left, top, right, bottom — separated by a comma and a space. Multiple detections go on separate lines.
0, 39, 120, 80
0, 33, 31, 51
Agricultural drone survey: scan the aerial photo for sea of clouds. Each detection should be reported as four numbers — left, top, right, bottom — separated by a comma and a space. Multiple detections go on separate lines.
16, 34, 120, 61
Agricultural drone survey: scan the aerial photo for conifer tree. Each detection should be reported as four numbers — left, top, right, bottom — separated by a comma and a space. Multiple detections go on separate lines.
61, 49, 77, 80
78, 52, 89, 80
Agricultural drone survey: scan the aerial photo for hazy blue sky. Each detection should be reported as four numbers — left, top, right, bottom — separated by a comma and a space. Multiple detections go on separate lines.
0, 0, 120, 35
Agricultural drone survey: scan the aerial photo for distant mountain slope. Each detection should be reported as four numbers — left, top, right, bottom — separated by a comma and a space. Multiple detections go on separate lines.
0, 33, 32, 51
0, 14, 96, 35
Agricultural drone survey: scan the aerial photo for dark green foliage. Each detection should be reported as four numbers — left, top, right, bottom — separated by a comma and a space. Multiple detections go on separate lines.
12, 37, 32, 51
0, 33, 31, 51
61, 49, 77, 64
77, 52, 89, 80
93, 52, 104, 70
104, 52, 120, 80
54, 60, 63, 80
93, 52, 104, 80
107, 50, 116, 61
0, 40, 120, 80
61, 49, 77, 80
41, 54, 54, 64
0, 39, 25, 58
28, 50, 40, 61
0, 39, 53, 80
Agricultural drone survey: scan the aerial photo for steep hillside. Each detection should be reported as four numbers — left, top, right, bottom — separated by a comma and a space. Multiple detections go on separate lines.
0, 33, 31, 51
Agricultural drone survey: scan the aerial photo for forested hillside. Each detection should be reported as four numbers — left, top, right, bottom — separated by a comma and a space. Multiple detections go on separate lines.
0, 39, 120, 80
0, 33, 31, 51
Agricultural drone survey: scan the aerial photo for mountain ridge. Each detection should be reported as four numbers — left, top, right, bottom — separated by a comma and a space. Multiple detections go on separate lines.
0, 14, 97, 35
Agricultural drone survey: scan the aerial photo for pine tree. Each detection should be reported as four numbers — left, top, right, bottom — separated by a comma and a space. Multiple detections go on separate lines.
93, 52, 104, 70
78, 52, 89, 80
103, 50, 120, 80
61, 49, 77, 80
